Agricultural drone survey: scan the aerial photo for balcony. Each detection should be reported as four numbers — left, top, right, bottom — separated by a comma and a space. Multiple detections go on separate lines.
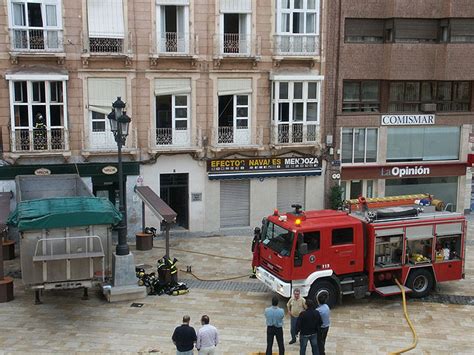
211, 126, 263, 150
81, 32, 133, 65
213, 34, 261, 63
150, 32, 198, 64
10, 28, 63, 52
272, 123, 319, 145
273, 34, 320, 56
150, 127, 202, 152
82, 128, 138, 159
11, 128, 69, 153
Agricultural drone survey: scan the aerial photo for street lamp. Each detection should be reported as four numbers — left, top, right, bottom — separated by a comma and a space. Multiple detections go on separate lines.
108, 97, 131, 256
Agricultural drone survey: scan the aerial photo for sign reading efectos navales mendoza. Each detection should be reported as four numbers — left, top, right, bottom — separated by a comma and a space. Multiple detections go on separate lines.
381, 114, 435, 126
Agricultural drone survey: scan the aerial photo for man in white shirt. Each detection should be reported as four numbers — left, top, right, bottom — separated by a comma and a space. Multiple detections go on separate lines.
196, 315, 219, 355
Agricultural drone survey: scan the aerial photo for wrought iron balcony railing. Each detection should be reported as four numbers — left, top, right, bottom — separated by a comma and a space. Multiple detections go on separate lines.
151, 127, 201, 150
10, 28, 64, 52
212, 126, 263, 147
82, 31, 133, 55
273, 123, 319, 145
274, 34, 320, 56
214, 34, 261, 58
11, 128, 69, 152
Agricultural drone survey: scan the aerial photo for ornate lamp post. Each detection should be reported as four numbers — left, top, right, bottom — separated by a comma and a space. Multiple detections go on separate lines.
108, 97, 131, 256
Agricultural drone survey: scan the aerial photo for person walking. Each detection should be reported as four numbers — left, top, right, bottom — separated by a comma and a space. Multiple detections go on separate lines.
317, 295, 331, 355
196, 315, 219, 355
264, 295, 285, 355
287, 288, 306, 344
296, 299, 322, 355
172, 315, 197, 355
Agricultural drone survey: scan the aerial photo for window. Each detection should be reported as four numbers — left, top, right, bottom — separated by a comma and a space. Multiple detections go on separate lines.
332, 228, 354, 245
272, 80, 319, 143
386, 127, 460, 162
345, 19, 384, 43
87, 78, 126, 149
388, 81, 470, 112
262, 221, 294, 256
393, 19, 439, 43
87, 0, 125, 53
341, 128, 378, 164
341, 179, 375, 200
156, 1, 189, 53
449, 19, 474, 43
301, 231, 320, 253
9, 79, 67, 151
9, 0, 62, 51
219, 0, 252, 55
217, 79, 252, 145
275, 0, 320, 54
342, 81, 380, 112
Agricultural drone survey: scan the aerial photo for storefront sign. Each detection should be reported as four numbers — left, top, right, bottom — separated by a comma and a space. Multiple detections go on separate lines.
102, 166, 118, 175
381, 166, 431, 178
381, 114, 435, 126
207, 156, 322, 179
34, 168, 51, 176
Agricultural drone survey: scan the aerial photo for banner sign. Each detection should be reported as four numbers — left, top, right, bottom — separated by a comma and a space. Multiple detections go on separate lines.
207, 156, 321, 179
381, 114, 435, 126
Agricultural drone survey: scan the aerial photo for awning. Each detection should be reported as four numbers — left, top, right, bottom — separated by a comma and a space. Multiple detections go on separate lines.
208, 168, 322, 180
134, 186, 177, 223
5, 66, 69, 81
0, 192, 12, 229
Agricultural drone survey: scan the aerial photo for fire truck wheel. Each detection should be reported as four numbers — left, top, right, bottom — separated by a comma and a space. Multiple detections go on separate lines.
308, 279, 338, 309
406, 268, 434, 298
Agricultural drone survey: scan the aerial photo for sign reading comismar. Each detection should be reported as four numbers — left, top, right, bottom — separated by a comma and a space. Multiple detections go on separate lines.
381, 114, 435, 126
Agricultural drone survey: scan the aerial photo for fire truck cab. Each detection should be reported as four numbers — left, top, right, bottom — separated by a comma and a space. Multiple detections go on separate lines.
254, 196, 466, 308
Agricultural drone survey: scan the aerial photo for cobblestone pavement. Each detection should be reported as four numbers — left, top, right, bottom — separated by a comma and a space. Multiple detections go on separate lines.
0, 214, 473, 354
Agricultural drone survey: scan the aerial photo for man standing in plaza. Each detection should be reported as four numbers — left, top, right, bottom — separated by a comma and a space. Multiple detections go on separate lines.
296, 299, 322, 355
287, 288, 306, 344
172, 315, 197, 355
317, 295, 331, 355
264, 295, 285, 355
196, 315, 219, 355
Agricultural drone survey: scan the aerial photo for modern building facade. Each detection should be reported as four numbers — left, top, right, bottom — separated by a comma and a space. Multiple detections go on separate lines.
324, 0, 474, 213
0, 0, 328, 235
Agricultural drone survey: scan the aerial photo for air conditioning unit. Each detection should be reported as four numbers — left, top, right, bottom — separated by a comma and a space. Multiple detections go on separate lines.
420, 103, 437, 112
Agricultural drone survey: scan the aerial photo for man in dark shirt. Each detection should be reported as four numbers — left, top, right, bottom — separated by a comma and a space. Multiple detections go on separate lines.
172, 315, 197, 355
296, 299, 322, 355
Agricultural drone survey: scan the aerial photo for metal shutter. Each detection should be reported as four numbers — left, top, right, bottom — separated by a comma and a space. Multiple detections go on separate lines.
345, 19, 385, 38
394, 19, 439, 41
220, 180, 250, 228
277, 177, 305, 213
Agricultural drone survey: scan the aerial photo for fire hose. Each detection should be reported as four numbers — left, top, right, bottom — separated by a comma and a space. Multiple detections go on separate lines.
388, 278, 418, 355
153, 245, 253, 281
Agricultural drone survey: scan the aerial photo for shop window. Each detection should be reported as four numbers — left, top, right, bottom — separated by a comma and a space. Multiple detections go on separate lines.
345, 18, 385, 43
342, 81, 380, 112
332, 228, 354, 245
341, 128, 378, 164
386, 126, 460, 162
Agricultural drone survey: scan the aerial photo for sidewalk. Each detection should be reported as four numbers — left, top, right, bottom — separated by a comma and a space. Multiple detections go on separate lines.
1, 226, 473, 354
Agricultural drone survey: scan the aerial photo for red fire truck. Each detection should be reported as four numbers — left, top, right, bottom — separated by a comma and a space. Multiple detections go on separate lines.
253, 195, 466, 308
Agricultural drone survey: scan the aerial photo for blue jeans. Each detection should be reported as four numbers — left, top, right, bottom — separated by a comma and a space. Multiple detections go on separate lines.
300, 333, 319, 355
290, 316, 298, 341
177, 351, 193, 355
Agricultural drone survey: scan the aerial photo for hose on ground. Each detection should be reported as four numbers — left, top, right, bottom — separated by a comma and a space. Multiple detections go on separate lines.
179, 269, 251, 282
152, 245, 252, 261
388, 278, 418, 355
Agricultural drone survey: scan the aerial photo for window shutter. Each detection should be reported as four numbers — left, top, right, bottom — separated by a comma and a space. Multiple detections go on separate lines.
345, 19, 384, 38
155, 78, 191, 96
450, 19, 474, 37
217, 79, 252, 96
88, 78, 126, 114
395, 19, 439, 41
156, 0, 189, 5
220, 0, 252, 13
87, 0, 125, 38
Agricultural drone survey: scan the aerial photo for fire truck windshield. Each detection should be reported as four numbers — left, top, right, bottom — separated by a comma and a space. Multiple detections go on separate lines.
262, 221, 294, 256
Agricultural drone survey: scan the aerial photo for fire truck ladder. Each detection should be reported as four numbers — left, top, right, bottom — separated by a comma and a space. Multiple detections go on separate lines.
345, 194, 439, 211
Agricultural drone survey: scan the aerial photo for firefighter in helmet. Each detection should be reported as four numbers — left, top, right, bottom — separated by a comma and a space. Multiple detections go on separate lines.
34, 113, 47, 150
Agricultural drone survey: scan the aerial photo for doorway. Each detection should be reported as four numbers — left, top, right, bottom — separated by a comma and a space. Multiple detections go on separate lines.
160, 173, 188, 229
92, 177, 121, 209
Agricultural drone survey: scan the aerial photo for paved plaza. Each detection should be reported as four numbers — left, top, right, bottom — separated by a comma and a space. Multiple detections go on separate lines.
1, 215, 473, 354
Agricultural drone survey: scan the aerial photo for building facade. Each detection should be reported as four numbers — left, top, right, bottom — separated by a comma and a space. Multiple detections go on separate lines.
324, 0, 474, 213
0, 0, 328, 235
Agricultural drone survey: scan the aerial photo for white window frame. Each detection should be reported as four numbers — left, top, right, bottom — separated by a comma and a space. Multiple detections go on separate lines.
219, 12, 252, 55
276, 0, 319, 35
341, 179, 376, 200
341, 127, 379, 165
156, 3, 190, 54
272, 80, 321, 124
8, 0, 63, 51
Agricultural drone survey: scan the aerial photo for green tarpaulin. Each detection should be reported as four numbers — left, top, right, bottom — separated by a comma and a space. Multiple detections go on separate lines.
7, 197, 122, 231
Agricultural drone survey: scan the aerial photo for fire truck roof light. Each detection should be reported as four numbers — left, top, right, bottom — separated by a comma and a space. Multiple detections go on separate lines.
295, 218, 301, 226
273, 209, 279, 216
